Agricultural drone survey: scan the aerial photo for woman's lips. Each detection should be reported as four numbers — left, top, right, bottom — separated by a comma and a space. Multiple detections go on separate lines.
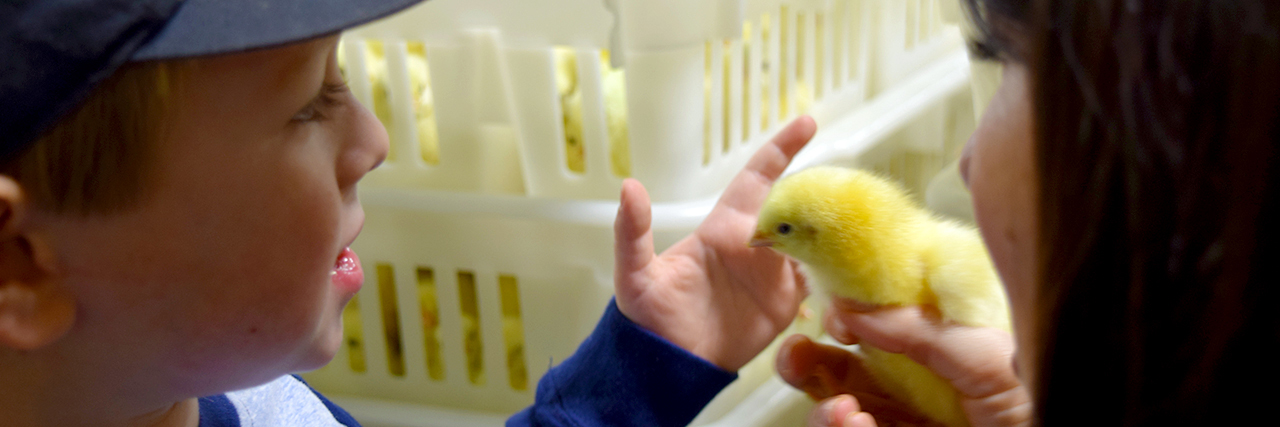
332, 247, 363, 294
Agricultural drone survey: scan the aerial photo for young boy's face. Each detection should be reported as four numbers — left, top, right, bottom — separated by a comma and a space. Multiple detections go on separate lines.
35, 35, 387, 395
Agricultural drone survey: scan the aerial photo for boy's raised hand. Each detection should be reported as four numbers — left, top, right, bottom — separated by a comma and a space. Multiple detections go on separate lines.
612, 116, 817, 371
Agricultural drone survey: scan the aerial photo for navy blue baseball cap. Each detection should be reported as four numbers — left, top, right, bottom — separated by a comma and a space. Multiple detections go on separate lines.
0, 0, 425, 162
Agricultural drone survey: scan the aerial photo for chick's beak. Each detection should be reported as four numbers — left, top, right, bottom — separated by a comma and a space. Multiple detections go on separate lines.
748, 230, 775, 248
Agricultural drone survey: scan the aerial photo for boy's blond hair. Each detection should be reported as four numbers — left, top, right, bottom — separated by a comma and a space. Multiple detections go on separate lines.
2, 61, 181, 215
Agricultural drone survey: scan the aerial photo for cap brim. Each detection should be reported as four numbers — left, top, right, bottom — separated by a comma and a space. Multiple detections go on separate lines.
131, 0, 425, 61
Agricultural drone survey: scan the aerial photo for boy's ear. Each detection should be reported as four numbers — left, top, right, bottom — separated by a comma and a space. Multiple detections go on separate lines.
0, 176, 75, 351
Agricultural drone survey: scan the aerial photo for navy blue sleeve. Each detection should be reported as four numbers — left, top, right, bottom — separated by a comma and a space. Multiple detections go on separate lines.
507, 298, 738, 427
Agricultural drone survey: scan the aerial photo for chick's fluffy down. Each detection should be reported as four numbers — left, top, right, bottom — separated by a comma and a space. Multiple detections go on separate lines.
754, 166, 1010, 427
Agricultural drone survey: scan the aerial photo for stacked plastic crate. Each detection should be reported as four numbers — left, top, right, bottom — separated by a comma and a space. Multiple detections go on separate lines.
300, 1, 979, 426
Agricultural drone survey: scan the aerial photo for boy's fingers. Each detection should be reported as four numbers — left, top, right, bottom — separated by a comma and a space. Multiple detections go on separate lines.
744, 115, 817, 180
613, 179, 655, 289
718, 116, 817, 215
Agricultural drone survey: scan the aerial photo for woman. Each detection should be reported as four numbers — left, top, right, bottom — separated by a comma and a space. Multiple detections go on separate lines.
777, 1, 1280, 426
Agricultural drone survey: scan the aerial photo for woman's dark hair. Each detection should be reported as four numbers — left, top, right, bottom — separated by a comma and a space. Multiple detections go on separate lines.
966, 0, 1280, 425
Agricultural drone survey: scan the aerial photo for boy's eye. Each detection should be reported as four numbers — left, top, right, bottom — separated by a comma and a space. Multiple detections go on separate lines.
291, 82, 350, 123
291, 103, 323, 122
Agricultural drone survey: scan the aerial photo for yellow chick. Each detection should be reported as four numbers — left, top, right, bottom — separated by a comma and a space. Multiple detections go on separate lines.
751, 166, 1010, 427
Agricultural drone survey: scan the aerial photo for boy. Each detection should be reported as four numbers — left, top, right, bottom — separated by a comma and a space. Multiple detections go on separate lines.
0, 1, 817, 426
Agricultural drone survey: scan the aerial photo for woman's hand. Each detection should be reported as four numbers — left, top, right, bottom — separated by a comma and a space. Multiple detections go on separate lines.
777, 299, 1032, 427
612, 116, 817, 372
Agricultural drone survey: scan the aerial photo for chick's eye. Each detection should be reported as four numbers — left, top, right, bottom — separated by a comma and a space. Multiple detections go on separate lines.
777, 223, 792, 235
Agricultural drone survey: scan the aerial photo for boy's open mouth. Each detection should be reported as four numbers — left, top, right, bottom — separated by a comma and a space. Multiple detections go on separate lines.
332, 247, 363, 294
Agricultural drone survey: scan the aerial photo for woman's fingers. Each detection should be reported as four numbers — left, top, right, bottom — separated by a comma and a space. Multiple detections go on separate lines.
778, 334, 854, 399
829, 304, 1024, 404
823, 309, 860, 345
776, 334, 888, 400
779, 333, 956, 427
810, 396, 878, 427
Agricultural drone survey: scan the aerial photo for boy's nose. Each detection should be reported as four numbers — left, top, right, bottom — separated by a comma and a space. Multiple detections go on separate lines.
338, 103, 390, 191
